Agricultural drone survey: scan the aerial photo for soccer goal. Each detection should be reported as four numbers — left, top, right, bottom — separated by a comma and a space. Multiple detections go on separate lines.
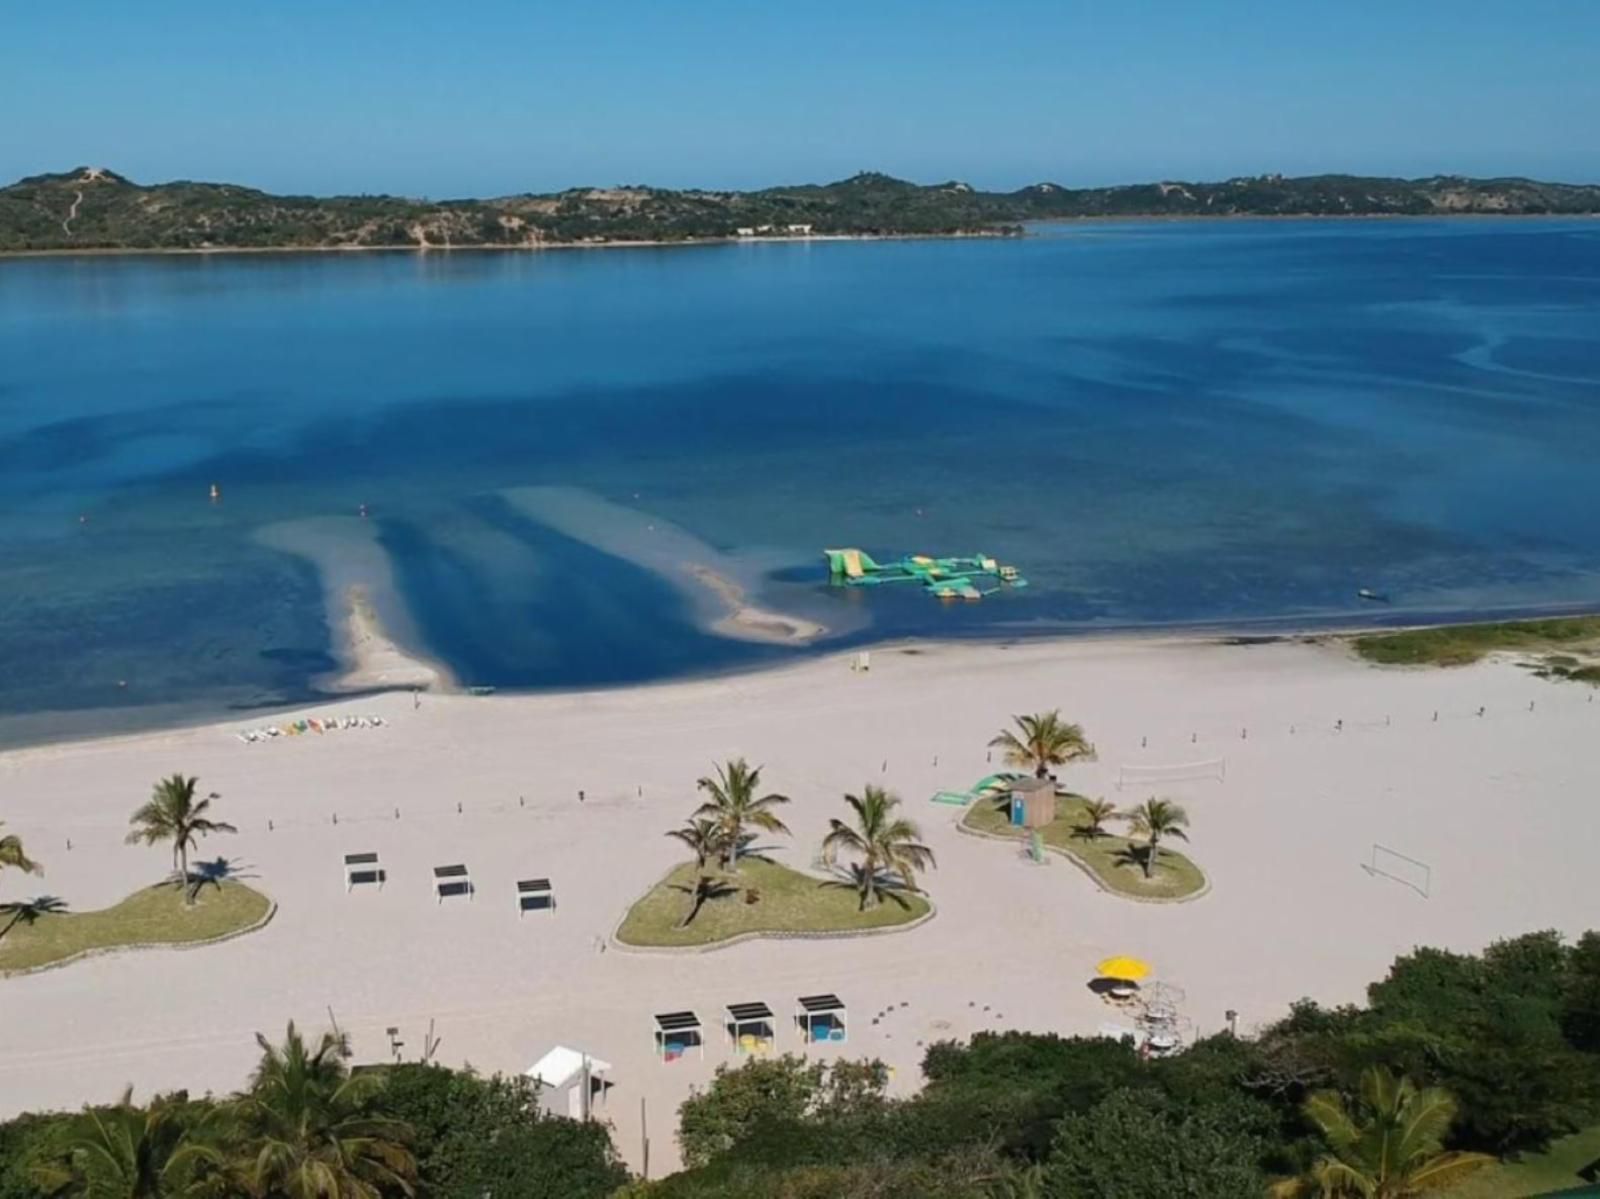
1361, 843, 1432, 898
1114, 758, 1227, 791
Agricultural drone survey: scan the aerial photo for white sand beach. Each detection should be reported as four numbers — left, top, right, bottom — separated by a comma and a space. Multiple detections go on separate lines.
1, 633, 1597, 1175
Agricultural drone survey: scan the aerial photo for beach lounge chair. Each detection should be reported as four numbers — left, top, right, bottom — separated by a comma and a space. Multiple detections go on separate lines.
433, 863, 473, 902
517, 878, 554, 916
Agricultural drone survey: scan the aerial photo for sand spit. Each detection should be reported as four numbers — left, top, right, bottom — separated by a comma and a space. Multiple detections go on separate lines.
683, 563, 827, 643
500, 485, 829, 644
256, 517, 452, 693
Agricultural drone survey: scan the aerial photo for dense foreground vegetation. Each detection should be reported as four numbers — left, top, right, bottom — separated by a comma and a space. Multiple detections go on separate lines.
6, 167, 1600, 252
4, 927, 1598, 1196
641, 928, 1600, 1197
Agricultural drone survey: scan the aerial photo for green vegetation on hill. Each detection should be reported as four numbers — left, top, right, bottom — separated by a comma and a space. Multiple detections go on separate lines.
1352, 615, 1600, 669
5, 166, 1600, 253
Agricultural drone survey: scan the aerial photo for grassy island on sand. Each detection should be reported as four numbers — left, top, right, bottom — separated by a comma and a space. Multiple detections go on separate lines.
1351, 615, 1600, 675
615, 858, 930, 948
0, 880, 272, 974
962, 793, 1206, 901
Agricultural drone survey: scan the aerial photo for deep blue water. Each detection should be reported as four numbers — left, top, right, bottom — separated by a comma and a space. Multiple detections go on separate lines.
2, 220, 1598, 737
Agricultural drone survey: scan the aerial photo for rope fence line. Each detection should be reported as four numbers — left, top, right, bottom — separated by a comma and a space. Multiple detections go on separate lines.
34, 785, 678, 853
1117, 687, 1596, 763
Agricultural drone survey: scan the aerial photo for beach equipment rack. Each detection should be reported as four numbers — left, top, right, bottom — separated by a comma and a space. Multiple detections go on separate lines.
795, 993, 848, 1043
726, 1001, 776, 1054
654, 1010, 705, 1062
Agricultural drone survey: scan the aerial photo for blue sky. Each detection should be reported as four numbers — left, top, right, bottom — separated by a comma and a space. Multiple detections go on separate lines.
3, 1, 1596, 196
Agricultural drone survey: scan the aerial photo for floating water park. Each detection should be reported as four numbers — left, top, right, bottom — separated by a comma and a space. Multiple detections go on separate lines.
824, 548, 1028, 600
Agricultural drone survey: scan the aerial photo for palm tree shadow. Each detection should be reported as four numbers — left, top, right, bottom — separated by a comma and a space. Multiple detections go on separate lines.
180, 856, 259, 901
670, 876, 738, 928
0, 895, 68, 941
819, 863, 915, 911
1111, 844, 1155, 877
729, 835, 781, 868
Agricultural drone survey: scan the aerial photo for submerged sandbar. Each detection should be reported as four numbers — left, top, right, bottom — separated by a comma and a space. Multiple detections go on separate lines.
256, 517, 453, 693
500, 485, 829, 645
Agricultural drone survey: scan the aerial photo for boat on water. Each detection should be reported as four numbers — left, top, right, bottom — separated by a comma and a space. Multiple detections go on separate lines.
1357, 588, 1391, 603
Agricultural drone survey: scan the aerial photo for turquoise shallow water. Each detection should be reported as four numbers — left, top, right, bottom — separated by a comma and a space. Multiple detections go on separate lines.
1, 219, 1598, 738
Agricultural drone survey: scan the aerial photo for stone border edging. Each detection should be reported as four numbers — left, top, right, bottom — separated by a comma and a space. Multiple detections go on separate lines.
0, 894, 278, 979
608, 867, 937, 955
955, 820, 1210, 905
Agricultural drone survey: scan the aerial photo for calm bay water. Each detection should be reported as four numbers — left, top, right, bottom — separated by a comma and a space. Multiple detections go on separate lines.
2, 219, 1598, 738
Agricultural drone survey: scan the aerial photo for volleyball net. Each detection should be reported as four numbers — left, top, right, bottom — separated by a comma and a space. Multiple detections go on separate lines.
1114, 758, 1227, 791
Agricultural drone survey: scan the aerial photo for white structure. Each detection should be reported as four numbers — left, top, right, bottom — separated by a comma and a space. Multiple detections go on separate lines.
433, 863, 472, 902
344, 851, 383, 891
526, 1045, 612, 1118
785, 223, 813, 236
734, 227, 756, 237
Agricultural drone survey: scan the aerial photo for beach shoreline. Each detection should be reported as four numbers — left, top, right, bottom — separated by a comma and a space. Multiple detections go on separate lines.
3, 210, 1593, 262
3, 601, 1598, 755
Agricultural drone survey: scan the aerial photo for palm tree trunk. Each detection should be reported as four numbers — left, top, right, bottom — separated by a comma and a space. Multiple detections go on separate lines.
0, 910, 23, 941
179, 841, 192, 905
1144, 837, 1157, 879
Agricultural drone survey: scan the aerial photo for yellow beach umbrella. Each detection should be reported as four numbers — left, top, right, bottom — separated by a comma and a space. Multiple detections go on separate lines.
1096, 956, 1151, 982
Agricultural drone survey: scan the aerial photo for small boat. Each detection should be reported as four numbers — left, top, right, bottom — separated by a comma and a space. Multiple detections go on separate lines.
1357, 588, 1391, 603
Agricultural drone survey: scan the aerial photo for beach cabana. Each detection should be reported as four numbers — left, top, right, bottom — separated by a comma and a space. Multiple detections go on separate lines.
525, 1045, 611, 1119
725, 1001, 775, 1054
796, 993, 847, 1044
653, 1011, 704, 1062
517, 878, 554, 916
433, 863, 473, 903
344, 851, 384, 891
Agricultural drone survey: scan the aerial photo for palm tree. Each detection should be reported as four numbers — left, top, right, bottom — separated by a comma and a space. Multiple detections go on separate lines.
1123, 797, 1189, 879
693, 759, 790, 870
1279, 1065, 1493, 1197
821, 786, 936, 910
30, 1087, 227, 1198
1, 820, 41, 879
665, 818, 725, 871
0, 895, 67, 943
1076, 797, 1118, 840
232, 1023, 415, 1199
988, 711, 1096, 779
124, 777, 236, 904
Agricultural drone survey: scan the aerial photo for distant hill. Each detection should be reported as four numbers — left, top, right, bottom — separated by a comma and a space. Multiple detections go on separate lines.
2, 166, 1597, 253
